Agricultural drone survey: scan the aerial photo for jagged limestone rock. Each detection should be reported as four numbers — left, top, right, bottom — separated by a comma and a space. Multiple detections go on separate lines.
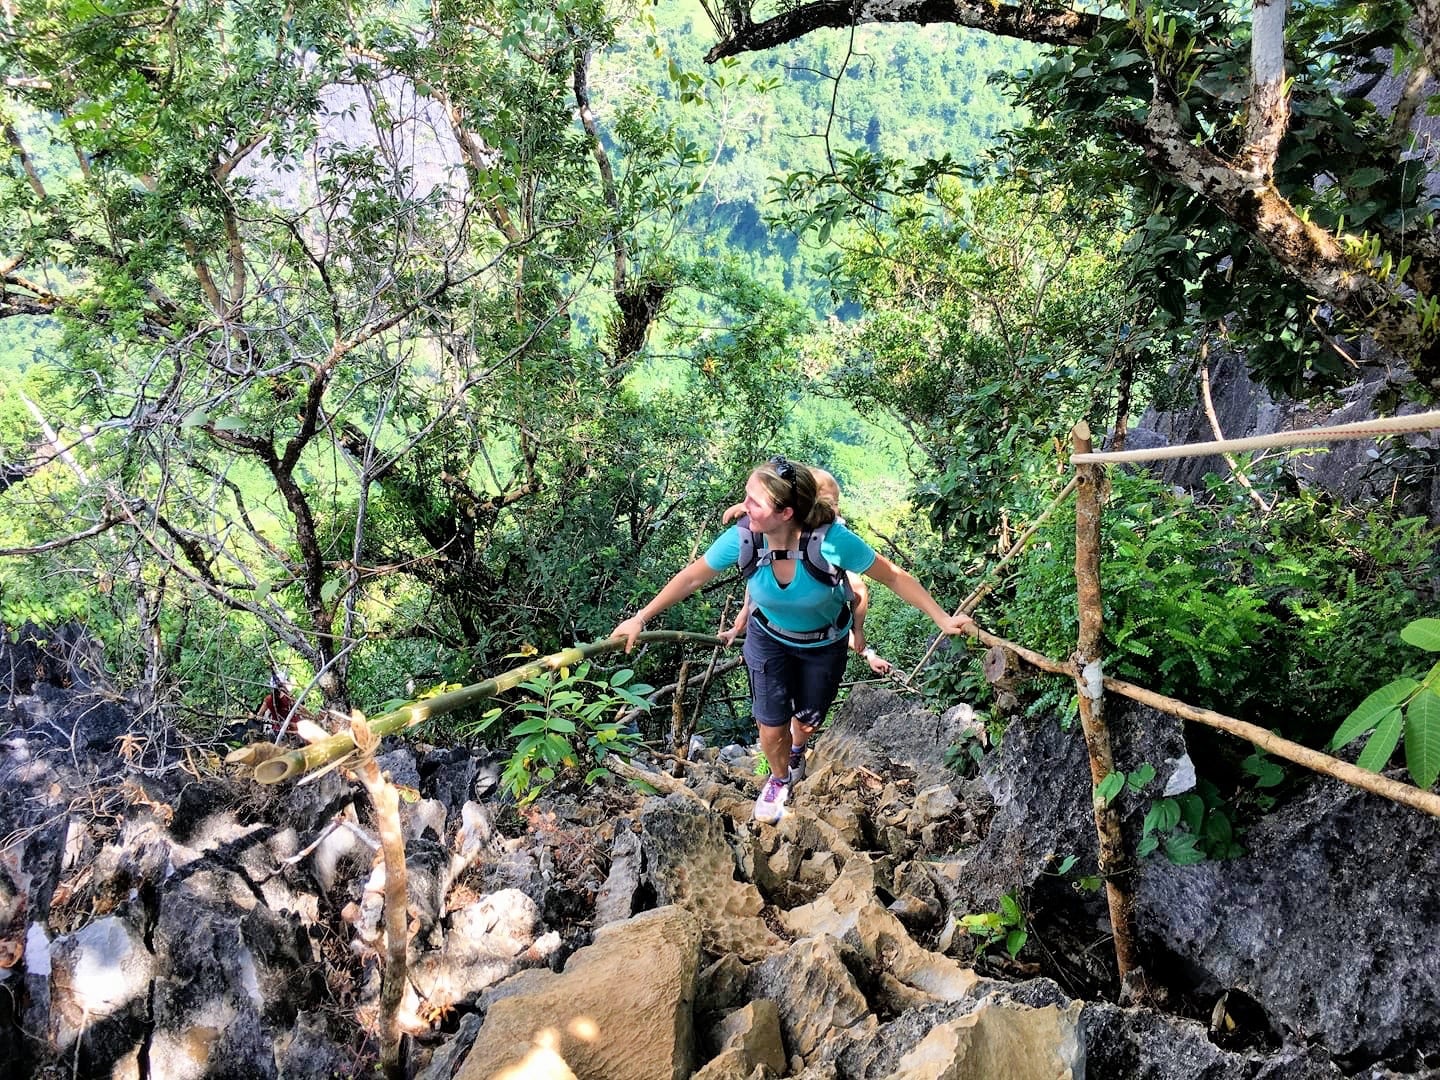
693, 999, 787, 1080
47, 914, 155, 1069
593, 821, 642, 926
1135, 780, 1440, 1063
782, 856, 879, 940
456, 905, 702, 1080
696, 953, 751, 1015
746, 935, 875, 1060
815, 685, 978, 789
640, 794, 778, 961
880, 995, 1084, 1080
406, 888, 551, 1020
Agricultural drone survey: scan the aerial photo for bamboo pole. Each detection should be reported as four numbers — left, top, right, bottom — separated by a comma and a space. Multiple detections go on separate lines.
961, 624, 1440, 819
235, 632, 729, 785
1072, 420, 1146, 998
669, 658, 691, 762
1071, 410, 1440, 464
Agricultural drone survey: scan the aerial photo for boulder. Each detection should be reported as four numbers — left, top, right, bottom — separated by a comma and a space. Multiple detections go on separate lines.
640, 795, 778, 961
456, 905, 702, 1080
1077, 997, 1344, 1079
949, 700, 1187, 916
960, 694, 1440, 1066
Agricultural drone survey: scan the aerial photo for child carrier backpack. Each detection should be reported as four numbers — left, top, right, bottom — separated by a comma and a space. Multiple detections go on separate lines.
735, 514, 855, 640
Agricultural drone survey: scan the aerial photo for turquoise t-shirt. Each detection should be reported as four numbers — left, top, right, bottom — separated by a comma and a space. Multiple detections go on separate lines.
703, 522, 877, 645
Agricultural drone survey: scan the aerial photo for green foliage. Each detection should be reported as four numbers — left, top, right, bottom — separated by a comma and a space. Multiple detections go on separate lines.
1239, 747, 1286, 809
630, 2, 1033, 313
1096, 761, 1156, 806
1004, 0, 1432, 394
943, 719, 989, 778
959, 890, 1028, 959
1004, 472, 1274, 710
804, 176, 1175, 578
1137, 780, 1243, 864
1001, 470, 1439, 739
1330, 618, 1440, 790
465, 661, 652, 803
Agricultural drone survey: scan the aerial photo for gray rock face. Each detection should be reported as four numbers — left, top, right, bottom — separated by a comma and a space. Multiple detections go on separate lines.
48, 914, 155, 1072
819, 683, 980, 788
969, 695, 1440, 1066
1136, 781, 1440, 1063
1135, 348, 1440, 518
950, 700, 1188, 915
1078, 997, 1344, 1080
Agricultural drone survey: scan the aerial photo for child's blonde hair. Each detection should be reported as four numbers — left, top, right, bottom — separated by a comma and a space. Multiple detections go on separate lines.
811, 467, 841, 515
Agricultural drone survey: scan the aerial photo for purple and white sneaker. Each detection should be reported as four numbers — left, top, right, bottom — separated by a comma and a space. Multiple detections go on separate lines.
752, 774, 791, 823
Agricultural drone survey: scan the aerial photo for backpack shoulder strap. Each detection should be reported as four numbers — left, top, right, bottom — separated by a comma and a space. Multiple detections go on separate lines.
799, 522, 850, 595
737, 515, 761, 580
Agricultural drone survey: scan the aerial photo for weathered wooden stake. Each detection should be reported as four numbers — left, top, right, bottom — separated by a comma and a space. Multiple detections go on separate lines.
1072, 420, 1147, 1000
354, 752, 408, 1079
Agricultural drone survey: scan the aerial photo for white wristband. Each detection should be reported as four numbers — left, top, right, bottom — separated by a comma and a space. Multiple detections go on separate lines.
862, 647, 877, 660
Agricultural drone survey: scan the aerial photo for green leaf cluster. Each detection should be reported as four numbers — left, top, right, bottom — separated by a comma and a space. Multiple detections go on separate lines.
464, 660, 653, 803
1329, 619, 1440, 790
1001, 470, 1439, 740
958, 889, 1028, 960
1137, 780, 1242, 864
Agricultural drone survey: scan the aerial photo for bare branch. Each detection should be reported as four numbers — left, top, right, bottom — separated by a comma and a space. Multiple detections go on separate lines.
705, 0, 1102, 62
0, 516, 123, 556
573, 41, 626, 292
3, 121, 47, 199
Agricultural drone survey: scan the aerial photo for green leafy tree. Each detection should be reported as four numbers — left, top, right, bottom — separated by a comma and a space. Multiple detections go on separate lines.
0, 0, 797, 720
702, 0, 1440, 395
809, 178, 1155, 561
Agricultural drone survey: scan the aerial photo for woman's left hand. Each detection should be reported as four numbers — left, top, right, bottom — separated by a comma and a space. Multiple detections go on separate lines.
610, 616, 647, 652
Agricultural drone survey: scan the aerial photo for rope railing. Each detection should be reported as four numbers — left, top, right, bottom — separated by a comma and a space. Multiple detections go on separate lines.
907, 476, 1079, 682
968, 624, 1440, 819
1070, 410, 1440, 465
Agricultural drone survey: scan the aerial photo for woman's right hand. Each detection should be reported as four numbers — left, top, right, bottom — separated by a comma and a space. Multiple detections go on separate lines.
610, 616, 647, 653
717, 625, 741, 648
720, 501, 746, 525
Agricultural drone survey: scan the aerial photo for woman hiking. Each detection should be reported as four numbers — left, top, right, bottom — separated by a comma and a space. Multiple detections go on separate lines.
610, 456, 976, 823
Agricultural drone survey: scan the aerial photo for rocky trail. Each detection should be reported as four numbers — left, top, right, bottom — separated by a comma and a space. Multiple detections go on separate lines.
2, 629, 1439, 1079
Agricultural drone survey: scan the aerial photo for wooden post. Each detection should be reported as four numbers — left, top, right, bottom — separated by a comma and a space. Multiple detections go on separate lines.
1072, 420, 1147, 1001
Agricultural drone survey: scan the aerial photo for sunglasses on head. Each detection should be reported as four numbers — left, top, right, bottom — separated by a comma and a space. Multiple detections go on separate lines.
767, 455, 796, 483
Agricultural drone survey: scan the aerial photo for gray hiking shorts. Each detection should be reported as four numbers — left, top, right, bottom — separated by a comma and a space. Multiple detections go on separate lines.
743, 621, 849, 729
